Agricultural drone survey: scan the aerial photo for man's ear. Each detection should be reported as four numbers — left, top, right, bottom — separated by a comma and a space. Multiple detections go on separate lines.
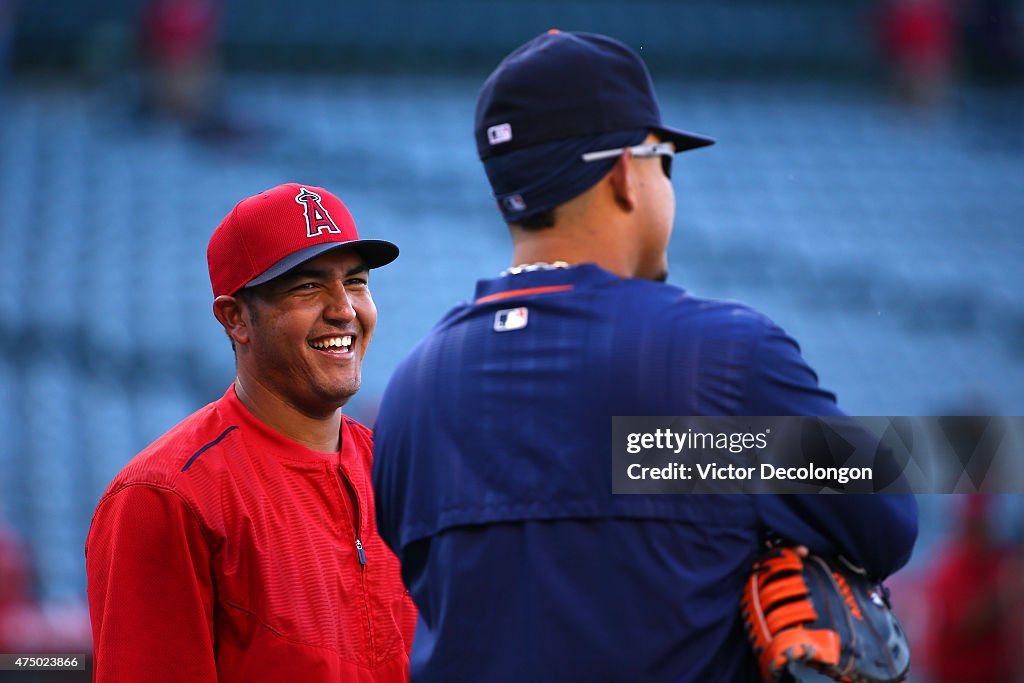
608, 149, 638, 213
213, 295, 251, 347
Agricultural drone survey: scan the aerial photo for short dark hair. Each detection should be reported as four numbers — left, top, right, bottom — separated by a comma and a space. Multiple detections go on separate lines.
512, 208, 557, 231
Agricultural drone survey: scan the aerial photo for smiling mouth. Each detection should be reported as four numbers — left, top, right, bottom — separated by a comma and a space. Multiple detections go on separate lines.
309, 335, 353, 353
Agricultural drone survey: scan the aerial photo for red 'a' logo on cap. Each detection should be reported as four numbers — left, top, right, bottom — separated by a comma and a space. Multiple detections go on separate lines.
295, 187, 342, 238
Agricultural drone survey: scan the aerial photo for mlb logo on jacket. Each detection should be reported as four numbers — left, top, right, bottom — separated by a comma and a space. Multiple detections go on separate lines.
494, 307, 528, 332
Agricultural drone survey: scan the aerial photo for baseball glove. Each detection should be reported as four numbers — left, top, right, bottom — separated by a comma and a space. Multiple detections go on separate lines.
741, 546, 910, 683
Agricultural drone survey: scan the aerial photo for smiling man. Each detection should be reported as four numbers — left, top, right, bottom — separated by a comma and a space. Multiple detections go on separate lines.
86, 183, 416, 682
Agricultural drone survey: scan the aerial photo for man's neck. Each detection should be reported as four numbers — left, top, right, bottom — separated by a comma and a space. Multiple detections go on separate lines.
510, 224, 634, 279
234, 377, 343, 453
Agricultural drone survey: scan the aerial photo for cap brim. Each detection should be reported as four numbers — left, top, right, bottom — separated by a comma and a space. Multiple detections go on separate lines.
652, 125, 715, 152
245, 239, 399, 290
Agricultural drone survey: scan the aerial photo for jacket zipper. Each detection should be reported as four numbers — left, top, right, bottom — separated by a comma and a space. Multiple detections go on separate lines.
337, 466, 366, 566
338, 465, 374, 658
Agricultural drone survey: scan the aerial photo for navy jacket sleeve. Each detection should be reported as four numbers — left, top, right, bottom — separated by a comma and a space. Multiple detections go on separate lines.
755, 495, 917, 579
742, 319, 843, 417
744, 318, 918, 579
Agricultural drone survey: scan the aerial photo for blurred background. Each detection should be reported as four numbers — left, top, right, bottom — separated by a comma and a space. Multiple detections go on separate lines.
0, 0, 1022, 680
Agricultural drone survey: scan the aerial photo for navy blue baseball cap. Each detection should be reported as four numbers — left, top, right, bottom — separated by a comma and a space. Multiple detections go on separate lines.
475, 30, 715, 161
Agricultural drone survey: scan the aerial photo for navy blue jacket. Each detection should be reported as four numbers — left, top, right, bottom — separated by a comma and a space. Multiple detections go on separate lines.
373, 265, 917, 682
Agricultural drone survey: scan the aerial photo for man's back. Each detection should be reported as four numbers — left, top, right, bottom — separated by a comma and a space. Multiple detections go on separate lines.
374, 265, 916, 682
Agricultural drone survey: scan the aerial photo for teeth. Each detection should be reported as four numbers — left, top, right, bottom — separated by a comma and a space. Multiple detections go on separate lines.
311, 336, 353, 350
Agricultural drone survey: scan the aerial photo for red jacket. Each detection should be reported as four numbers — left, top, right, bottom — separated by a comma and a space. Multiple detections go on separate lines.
926, 540, 1021, 683
87, 386, 416, 682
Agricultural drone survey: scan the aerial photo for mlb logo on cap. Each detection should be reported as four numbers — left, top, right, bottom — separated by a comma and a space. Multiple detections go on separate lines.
488, 123, 513, 145
502, 194, 527, 213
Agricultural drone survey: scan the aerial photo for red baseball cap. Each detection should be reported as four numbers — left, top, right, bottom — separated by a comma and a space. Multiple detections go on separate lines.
207, 183, 399, 297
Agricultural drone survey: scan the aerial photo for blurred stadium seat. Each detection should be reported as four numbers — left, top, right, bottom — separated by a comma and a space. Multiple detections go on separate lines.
0, 11, 1022, 682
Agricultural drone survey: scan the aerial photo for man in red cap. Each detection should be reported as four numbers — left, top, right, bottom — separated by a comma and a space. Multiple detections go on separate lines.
86, 183, 415, 682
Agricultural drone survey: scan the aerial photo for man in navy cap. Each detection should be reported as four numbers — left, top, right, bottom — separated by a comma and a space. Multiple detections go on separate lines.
373, 31, 917, 682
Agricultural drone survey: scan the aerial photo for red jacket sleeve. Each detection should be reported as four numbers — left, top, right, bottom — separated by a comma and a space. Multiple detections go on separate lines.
86, 484, 217, 682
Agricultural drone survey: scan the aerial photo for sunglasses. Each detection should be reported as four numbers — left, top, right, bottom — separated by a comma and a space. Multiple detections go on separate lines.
581, 141, 676, 179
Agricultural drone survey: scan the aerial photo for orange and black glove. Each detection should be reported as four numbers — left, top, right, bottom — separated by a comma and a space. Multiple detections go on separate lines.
741, 546, 910, 683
